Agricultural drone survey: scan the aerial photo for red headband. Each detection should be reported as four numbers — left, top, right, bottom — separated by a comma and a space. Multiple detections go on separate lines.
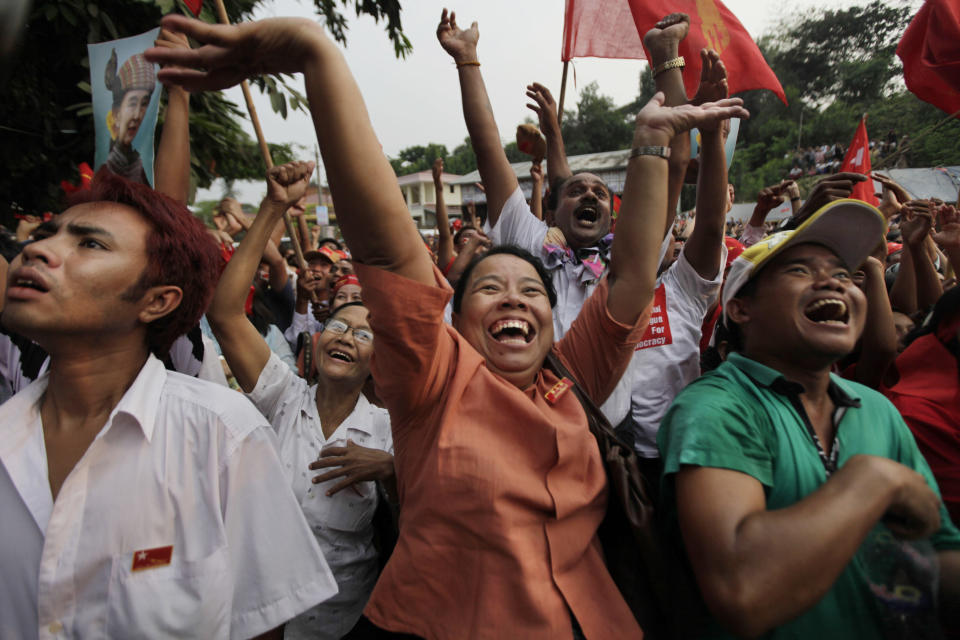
333, 274, 361, 295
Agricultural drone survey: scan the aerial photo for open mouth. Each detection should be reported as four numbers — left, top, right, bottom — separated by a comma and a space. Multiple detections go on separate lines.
9, 269, 49, 293
803, 298, 849, 326
327, 349, 354, 363
488, 319, 534, 345
574, 205, 598, 224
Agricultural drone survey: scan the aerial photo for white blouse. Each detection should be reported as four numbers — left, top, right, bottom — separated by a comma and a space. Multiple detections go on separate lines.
248, 352, 393, 640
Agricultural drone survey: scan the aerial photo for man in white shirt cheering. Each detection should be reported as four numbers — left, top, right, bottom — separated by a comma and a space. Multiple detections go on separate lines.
0, 169, 337, 639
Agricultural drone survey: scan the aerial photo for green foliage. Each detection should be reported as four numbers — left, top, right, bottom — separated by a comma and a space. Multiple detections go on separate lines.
731, 0, 960, 201
389, 142, 448, 175
0, 0, 408, 225
312, 0, 411, 59
765, 1, 913, 107
559, 82, 634, 156
444, 137, 478, 175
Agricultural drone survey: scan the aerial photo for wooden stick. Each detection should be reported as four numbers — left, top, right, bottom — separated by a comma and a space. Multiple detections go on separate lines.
211, 0, 310, 276
557, 61, 569, 126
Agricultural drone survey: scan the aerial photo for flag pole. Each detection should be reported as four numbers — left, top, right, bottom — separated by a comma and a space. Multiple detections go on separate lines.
211, 0, 311, 276
557, 61, 569, 125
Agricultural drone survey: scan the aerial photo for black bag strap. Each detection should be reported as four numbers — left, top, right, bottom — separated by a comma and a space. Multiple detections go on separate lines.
542, 351, 707, 640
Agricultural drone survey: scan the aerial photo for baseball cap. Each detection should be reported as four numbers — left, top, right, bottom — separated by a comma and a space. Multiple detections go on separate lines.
721, 198, 885, 323
304, 245, 341, 265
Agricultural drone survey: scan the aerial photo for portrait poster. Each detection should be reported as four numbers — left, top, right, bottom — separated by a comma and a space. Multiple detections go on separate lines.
88, 29, 162, 186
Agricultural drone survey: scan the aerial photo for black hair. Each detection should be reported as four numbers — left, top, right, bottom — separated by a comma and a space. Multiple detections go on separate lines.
249, 281, 278, 337
328, 300, 367, 322
317, 237, 342, 251
546, 174, 615, 212
452, 225, 477, 247
902, 286, 960, 354
452, 245, 557, 313
719, 277, 760, 354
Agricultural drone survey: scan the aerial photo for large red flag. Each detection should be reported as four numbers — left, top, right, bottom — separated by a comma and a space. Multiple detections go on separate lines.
561, 0, 647, 62
628, 0, 787, 105
896, 0, 960, 117
840, 117, 879, 206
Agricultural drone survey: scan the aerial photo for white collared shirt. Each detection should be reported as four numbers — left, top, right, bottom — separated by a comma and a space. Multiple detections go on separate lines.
485, 187, 672, 340
0, 354, 337, 640
247, 352, 393, 640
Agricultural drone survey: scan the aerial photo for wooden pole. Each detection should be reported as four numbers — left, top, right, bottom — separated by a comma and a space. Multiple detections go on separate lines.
211, 0, 310, 275
557, 61, 569, 126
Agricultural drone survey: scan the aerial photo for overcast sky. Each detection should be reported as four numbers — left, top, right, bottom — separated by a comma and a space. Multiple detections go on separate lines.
196, 0, 903, 203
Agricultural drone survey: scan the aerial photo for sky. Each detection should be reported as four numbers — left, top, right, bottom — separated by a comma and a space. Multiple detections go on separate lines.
194, 0, 894, 204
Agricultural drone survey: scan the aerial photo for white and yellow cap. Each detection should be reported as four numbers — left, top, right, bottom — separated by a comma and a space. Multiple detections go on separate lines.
721, 198, 886, 323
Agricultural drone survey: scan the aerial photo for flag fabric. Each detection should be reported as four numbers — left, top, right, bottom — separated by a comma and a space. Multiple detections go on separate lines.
561, 0, 786, 104
184, 0, 203, 17
561, 0, 647, 62
628, 0, 787, 105
896, 0, 960, 117
840, 117, 879, 206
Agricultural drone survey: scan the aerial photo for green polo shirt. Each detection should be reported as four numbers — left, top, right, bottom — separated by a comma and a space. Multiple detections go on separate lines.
658, 352, 960, 640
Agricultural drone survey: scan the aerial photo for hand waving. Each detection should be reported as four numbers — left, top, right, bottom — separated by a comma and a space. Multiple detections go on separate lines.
436, 9, 478, 64
526, 82, 561, 136
145, 15, 326, 92
633, 92, 749, 147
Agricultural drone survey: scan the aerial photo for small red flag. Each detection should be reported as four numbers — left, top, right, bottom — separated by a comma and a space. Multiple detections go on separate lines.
544, 377, 573, 404
896, 0, 960, 117
628, 0, 787, 105
184, 0, 202, 17
562, 0, 647, 61
840, 116, 879, 206
131, 545, 174, 572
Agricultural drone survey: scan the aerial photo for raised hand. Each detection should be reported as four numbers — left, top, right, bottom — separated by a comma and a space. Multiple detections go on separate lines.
526, 82, 561, 136
633, 92, 749, 147
530, 161, 543, 185
643, 13, 689, 64
436, 9, 478, 64
265, 160, 315, 210
309, 440, 395, 496
691, 49, 728, 107
900, 200, 935, 248
756, 183, 786, 212
432, 157, 444, 184
145, 15, 326, 92
932, 204, 960, 250
793, 172, 868, 223
872, 172, 911, 205
153, 27, 192, 77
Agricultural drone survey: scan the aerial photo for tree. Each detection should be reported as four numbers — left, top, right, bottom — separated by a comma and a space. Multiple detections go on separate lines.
728, 0, 960, 201
0, 0, 409, 225
559, 82, 634, 156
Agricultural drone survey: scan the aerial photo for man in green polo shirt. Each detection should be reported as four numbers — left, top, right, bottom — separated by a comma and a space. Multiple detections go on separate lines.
658, 199, 960, 639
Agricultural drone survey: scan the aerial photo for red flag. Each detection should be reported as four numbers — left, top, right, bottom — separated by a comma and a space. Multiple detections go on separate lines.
840, 116, 879, 206
628, 0, 787, 105
896, 0, 960, 117
562, 0, 647, 62
184, 0, 203, 17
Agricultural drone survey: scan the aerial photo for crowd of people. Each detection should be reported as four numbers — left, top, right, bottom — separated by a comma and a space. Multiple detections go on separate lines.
1, 7, 959, 640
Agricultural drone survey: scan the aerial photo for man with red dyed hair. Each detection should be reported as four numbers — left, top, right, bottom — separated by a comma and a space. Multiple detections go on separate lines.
0, 170, 337, 639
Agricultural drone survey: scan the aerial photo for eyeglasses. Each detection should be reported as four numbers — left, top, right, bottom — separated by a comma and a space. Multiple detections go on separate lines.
324, 318, 373, 345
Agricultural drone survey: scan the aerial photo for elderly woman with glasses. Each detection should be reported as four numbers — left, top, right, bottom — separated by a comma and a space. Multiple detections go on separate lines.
206, 161, 395, 640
